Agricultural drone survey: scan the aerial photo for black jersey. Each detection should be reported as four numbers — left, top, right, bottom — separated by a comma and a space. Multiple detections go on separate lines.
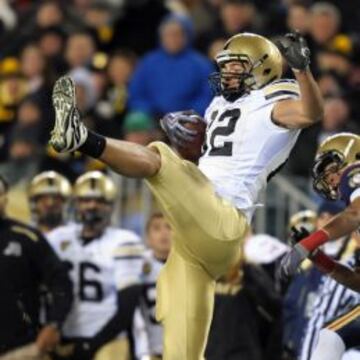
0, 217, 72, 354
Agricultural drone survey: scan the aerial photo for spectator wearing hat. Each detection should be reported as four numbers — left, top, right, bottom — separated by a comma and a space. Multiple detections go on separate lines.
0, 57, 28, 162
123, 111, 158, 146
129, 14, 213, 117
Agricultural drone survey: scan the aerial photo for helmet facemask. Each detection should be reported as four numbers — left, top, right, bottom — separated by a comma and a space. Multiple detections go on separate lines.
76, 197, 113, 236
209, 52, 270, 100
312, 150, 345, 200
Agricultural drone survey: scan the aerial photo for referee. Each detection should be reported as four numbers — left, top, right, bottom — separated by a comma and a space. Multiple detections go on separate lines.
0, 176, 73, 360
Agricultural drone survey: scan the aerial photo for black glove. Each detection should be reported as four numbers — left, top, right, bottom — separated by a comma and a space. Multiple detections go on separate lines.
289, 226, 310, 245
276, 226, 311, 282
277, 243, 310, 280
160, 110, 205, 147
276, 31, 310, 71
70, 341, 96, 360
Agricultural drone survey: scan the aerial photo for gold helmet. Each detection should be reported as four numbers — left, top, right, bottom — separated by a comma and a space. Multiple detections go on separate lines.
289, 210, 317, 235
209, 33, 283, 98
29, 171, 72, 199
74, 171, 117, 202
313, 133, 360, 199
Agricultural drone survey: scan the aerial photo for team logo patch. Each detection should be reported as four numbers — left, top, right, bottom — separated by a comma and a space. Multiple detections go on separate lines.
142, 261, 152, 275
60, 241, 71, 251
3, 242, 22, 257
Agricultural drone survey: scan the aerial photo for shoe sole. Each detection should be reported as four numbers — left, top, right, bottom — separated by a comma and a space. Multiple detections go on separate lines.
50, 76, 77, 152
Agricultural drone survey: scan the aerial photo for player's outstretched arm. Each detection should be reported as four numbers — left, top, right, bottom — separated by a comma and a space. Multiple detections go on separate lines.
273, 32, 324, 129
321, 198, 360, 240
308, 249, 360, 293
279, 198, 360, 278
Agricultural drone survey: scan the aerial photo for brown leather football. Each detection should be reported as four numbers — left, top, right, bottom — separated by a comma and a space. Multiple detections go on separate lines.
176, 117, 206, 162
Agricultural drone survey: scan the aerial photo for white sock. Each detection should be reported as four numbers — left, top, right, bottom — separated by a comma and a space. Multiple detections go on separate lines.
311, 329, 346, 360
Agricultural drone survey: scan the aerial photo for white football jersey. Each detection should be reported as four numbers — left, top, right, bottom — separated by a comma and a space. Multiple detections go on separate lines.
199, 79, 301, 221
47, 223, 144, 338
138, 251, 165, 355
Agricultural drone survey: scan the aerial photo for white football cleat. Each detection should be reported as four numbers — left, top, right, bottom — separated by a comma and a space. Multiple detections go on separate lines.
50, 76, 88, 153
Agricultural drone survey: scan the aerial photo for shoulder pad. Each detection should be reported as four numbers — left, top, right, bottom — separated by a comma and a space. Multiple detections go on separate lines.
339, 162, 360, 203
108, 228, 141, 243
263, 79, 300, 101
47, 223, 78, 241
11, 224, 40, 242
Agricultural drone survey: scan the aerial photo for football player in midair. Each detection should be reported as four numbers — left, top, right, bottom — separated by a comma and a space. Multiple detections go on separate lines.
279, 133, 360, 360
49, 31, 323, 359
28, 171, 72, 234
47, 171, 144, 360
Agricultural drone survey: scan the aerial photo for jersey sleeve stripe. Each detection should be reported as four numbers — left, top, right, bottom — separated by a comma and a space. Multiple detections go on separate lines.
265, 90, 299, 100
272, 79, 297, 85
114, 255, 144, 260
119, 241, 140, 246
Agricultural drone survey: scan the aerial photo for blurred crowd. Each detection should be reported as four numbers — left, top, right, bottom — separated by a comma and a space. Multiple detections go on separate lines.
0, 0, 358, 186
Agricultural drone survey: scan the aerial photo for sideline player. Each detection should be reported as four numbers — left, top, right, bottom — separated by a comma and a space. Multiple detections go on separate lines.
136, 212, 172, 359
49, 32, 323, 359
0, 175, 72, 360
28, 171, 72, 234
47, 171, 144, 360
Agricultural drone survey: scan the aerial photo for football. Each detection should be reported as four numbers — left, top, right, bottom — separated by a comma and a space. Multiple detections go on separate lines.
176, 115, 206, 162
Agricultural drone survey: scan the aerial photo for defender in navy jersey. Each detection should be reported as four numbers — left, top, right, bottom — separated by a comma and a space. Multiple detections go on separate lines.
279, 133, 360, 360
280, 133, 360, 284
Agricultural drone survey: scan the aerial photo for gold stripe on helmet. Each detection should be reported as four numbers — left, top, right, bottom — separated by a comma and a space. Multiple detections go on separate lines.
29, 171, 72, 199
74, 171, 117, 202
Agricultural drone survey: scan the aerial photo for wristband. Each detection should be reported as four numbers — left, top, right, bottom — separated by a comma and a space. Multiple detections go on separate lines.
300, 229, 330, 252
79, 130, 106, 158
312, 250, 337, 274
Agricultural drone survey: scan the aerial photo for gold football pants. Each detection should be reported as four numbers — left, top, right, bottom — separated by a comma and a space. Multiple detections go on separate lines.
146, 142, 249, 360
